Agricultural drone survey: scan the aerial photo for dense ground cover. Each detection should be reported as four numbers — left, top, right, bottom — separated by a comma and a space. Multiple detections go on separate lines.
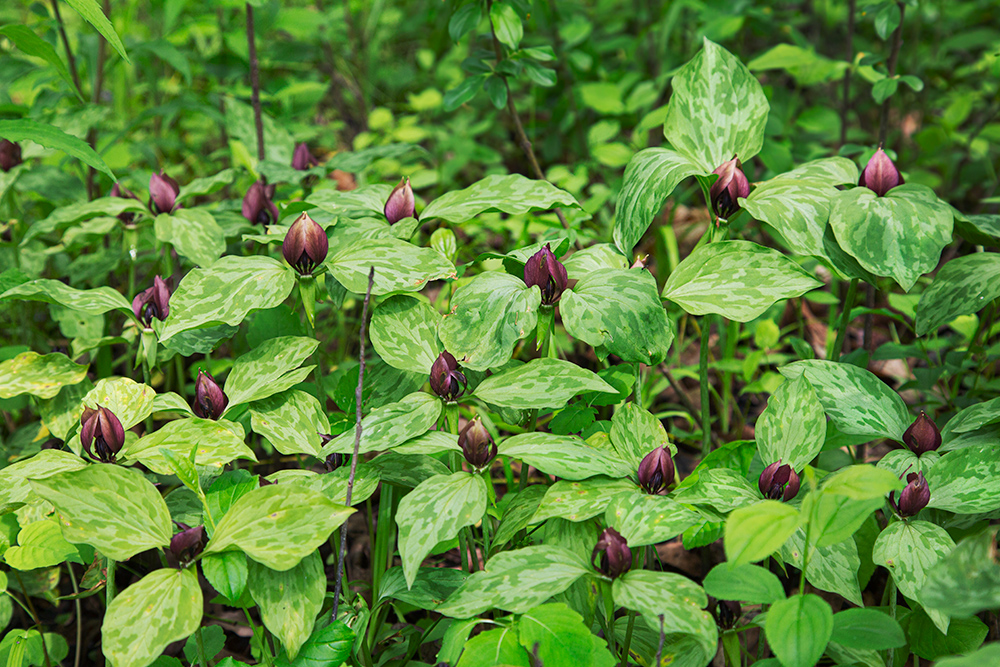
1, 0, 1000, 665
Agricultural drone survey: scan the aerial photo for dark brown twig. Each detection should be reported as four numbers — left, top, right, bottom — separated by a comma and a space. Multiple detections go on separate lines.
331, 265, 375, 621
878, 1, 906, 146
85, 0, 111, 200
49, 0, 82, 94
839, 0, 856, 147
246, 3, 265, 163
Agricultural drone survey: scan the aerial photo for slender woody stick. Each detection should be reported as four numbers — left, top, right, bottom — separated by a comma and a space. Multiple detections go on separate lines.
331, 266, 375, 621
246, 3, 266, 163
839, 0, 856, 147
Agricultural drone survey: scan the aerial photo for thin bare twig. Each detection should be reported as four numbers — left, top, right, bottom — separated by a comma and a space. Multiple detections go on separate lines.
878, 1, 906, 146
839, 0, 856, 147
246, 3, 265, 163
49, 0, 82, 94
331, 266, 375, 621
85, 0, 111, 200
655, 614, 665, 666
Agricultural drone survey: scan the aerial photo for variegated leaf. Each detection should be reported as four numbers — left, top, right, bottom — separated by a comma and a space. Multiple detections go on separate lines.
154, 209, 226, 268
248, 552, 325, 660
605, 493, 701, 547
321, 391, 441, 455
925, 444, 1000, 513
531, 477, 638, 523
370, 294, 442, 374
742, 178, 837, 258
498, 433, 633, 480
225, 336, 319, 408
421, 174, 580, 223
473, 358, 617, 410
873, 520, 954, 633
756, 374, 826, 470
123, 417, 257, 474
562, 244, 629, 280
327, 238, 455, 295
781, 528, 863, 606
673, 468, 761, 514
0, 279, 131, 314
609, 402, 675, 466
779, 157, 859, 185
0, 352, 87, 399
250, 389, 329, 457
83, 377, 156, 430
915, 253, 1000, 336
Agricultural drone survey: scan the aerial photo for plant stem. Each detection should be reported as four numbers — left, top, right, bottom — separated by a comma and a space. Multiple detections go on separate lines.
246, 3, 266, 163
839, 0, 857, 146
878, 1, 906, 146
831, 278, 859, 361
196, 627, 210, 667
603, 582, 617, 655
49, 0, 82, 95
243, 608, 275, 667
331, 265, 375, 621
106, 558, 117, 604
699, 316, 712, 456
85, 0, 111, 200
68, 565, 82, 667
621, 611, 637, 664
11, 571, 52, 667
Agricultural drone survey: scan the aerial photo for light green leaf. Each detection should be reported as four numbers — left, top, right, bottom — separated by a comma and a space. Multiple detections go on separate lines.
377, 566, 467, 610
663, 38, 769, 173
0, 25, 81, 97
327, 238, 455, 295
30, 465, 173, 560
922, 529, 1000, 617
437, 545, 590, 618
489, 1, 522, 49
204, 485, 354, 571
0, 119, 116, 181
562, 244, 629, 280
830, 608, 906, 651
277, 621, 354, 667
83, 377, 156, 430
0, 450, 86, 509
0, 352, 87, 400
1, 279, 131, 314
321, 391, 441, 455
724, 500, 800, 566
4, 519, 83, 570
225, 336, 319, 408
561, 269, 675, 365
154, 210, 226, 268
829, 185, 954, 291
755, 374, 826, 470
780, 360, 910, 440
747, 43, 848, 85
123, 417, 257, 474
742, 178, 837, 258
702, 562, 785, 604
438, 271, 540, 370
781, 528, 863, 606
498, 433, 633, 480
915, 253, 1000, 336
605, 493, 701, 548
609, 402, 675, 466
804, 466, 902, 549
928, 642, 1000, 667
102, 569, 202, 667
780, 157, 859, 185
250, 390, 328, 457
662, 240, 821, 321
518, 603, 602, 667
176, 169, 238, 205
422, 174, 580, 223
63, 0, 129, 63
612, 148, 701, 257
765, 594, 833, 667
673, 468, 761, 514
201, 551, 248, 603
473, 357, 617, 409
396, 472, 487, 588
925, 444, 1000, 513
370, 295, 441, 374
457, 627, 529, 667
873, 520, 954, 633
249, 552, 325, 660
531, 477, 638, 523
492, 485, 547, 547
309, 184, 390, 217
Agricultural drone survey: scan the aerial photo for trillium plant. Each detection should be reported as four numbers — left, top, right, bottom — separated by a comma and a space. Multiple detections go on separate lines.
1, 3, 999, 667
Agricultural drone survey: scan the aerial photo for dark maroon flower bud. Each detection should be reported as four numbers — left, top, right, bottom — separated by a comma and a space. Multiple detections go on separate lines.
292, 143, 317, 171
132, 276, 170, 327
859, 147, 903, 197
758, 461, 800, 502
890, 471, 930, 518
80, 405, 126, 463
384, 177, 416, 224
0, 139, 22, 172
637, 446, 675, 494
459, 418, 496, 469
523, 244, 569, 306
429, 351, 468, 402
710, 156, 750, 220
193, 370, 228, 420
592, 527, 631, 579
242, 180, 280, 225
282, 212, 328, 275
149, 170, 180, 214
168, 523, 205, 567
715, 600, 742, 629
902, 412, 941, 456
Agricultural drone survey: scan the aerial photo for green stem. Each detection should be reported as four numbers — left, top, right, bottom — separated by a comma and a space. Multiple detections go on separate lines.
458, 530, 472, 573
603, 582, 617, 655
243, 608, 275, 667
699, 316, 712, 456
831, 278, 859, 361
68, 565, 82, 667
518, 409, 539, 491
106, 558, 117, 605
886, 576, 898, 667
196, 627, 210, 667
799, 517, 813, 594
621, 611, 637, 664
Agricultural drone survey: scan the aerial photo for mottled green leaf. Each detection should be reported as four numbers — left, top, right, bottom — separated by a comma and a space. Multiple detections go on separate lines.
605, 493, 701, 547
225, 336, 319, 408
437, 545, 590, 618
742, 178, 837, 258
498, 433, 633, 480
780, 157, 859, 185
0, 118, 116, 181
756, 375, 826, 470
249, 552, 325, 660
562, 244, 629, 280
250, 390, 329, 457
673, 468, 761, 514
474, 358, 617, 409
765, 594, 833, 667
321, 391, 440, 455
609, 402, 675, 466
923, 529, 1000, 617
268, 464, 380, 507
205, 485, 354, 571
915, 253, 1000, 336
781, 528, 862, 606
662, 241, 821, 321
308, 184, 390, 217
421, 174, 579, 223
531, 477, 638, 523
102, 569, 202, 667
702, 563, 785, 605
780, 360, 910, 440
83, 377, 156, 430
724, 500, 800, 566
176, 169, 238, 205
30, 465, 173, 560
370, 295, 441, 374
829, 185, 954, 291
1, 279, 130, 314
439, 272, 540, 370
160, 256, 296, 342
613, 148, 700, 257
925, 444, 1000, 513
492, 485, 547, 547
369, 452, 448, 488
561, 269, 675, 365
663, 38, 768, 173
154, 210, 226, 268
327, 238, 455, 295
123, 417, 257, 474
0, 352, 87, 400
873, 520, 954, 633
396, 472, 487, 587
0, 450, 86, 508
377, 566, 468, 610
4, 519, 83, 570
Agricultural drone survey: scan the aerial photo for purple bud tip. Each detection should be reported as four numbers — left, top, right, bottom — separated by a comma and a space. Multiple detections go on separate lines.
429, 351, 468, 401
523, 244, 569, 306
892, 471, 930, 517
902, 412, 941, 456
592, 527, 632, 579
292, 143, 317, 171
168, 524, 205, 567
0, 139, 23, 172
709, 156, 750, 220
242, 180, 280, 226
193, 370, 229, 420
758, 461, 800, 502
132, 275, 171, 327
384, 177, 416, 224
80, 405, 126, 463
459, 418, 496, 469
282, 212, 329, 275
859, 147, 903, 197
149, 171, 180, 214
637, 446, 676, 494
